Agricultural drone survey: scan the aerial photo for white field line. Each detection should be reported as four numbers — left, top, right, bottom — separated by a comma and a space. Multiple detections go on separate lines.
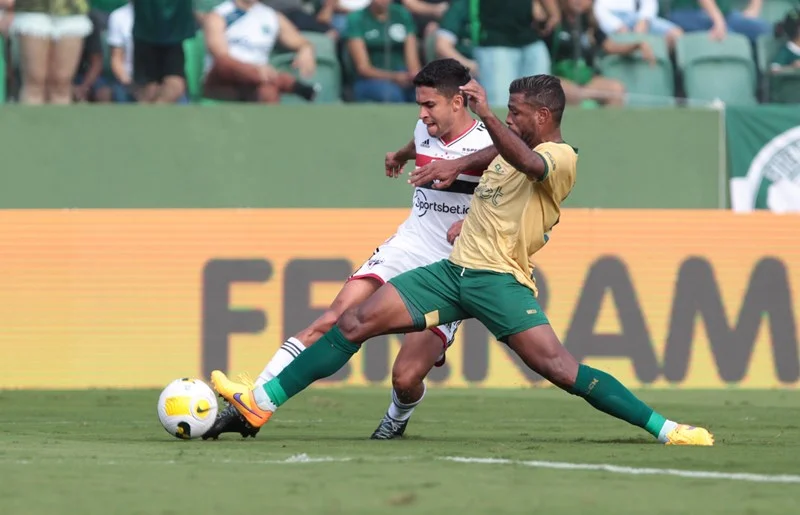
8, 453, 800, 484
441, 457, 800, 484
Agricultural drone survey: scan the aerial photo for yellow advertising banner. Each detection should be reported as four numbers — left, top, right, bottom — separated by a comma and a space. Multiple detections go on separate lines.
0, 209, 798, 390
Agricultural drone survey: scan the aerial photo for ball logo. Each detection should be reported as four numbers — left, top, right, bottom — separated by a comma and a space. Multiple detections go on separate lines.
163, 396, 192, 417
193, 399, 212, 419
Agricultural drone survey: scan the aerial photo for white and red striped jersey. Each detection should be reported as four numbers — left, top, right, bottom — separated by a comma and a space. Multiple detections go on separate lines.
391, 119, 493, 259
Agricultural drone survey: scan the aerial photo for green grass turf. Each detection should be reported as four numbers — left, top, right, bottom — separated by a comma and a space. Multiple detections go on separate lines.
0, 388, 798, 515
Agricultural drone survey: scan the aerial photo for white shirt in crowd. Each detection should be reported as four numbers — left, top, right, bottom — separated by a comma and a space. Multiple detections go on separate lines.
593, 0, 659, 34
107, 2, 134, 78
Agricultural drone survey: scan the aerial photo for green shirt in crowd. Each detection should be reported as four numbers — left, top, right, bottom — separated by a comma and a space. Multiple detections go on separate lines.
15, 0, 88, 15
345, 4, 417, 73
439, 0, 474, 59
771, 41, 800, 69
469, 0, 540, 48
132, 0, 197, 44
670, 0, 733, 16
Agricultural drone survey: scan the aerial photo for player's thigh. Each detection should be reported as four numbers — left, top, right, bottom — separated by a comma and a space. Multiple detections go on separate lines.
505, 324, 579, 390
329, 275, 382, 316
460, 270, 549, 343
389, 260, 469, 331
393, 330, 447, 384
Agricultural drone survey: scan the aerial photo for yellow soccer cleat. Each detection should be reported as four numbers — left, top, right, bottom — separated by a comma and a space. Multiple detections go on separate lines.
210, 370, 273, 428
664, 424, 715, 446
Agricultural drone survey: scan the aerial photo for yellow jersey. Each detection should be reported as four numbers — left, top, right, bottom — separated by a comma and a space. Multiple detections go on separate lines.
449, 141, 578, 295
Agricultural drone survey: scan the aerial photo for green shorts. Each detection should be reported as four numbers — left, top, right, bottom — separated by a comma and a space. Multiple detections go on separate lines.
389, 259, 549, 343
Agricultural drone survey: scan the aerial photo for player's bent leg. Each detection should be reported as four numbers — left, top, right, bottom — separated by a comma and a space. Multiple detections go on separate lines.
506, 326, 713, 446
256, 277, 382, 386
371, 330, 443, 440
205, 278, 384, 440
212, 261, 466, 427
212, 283, 419, 428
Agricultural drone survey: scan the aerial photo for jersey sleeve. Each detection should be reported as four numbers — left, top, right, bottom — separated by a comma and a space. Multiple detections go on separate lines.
344, 11, 364, 40
107, 10, 126, 47
534, 142, 577, 194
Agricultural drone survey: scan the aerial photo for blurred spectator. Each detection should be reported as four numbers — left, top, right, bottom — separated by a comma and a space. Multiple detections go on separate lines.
11, 0, 93, 104
131, 0, 196, 103
551, 0, 655, 106
771, 9, 800, 72
318, 0, 370, 34
107, 2, 136, 102
668, 0, 770, 41
72, 10, 111, 103
401, 0, 449, 37
263, 0, 336, 37
0, 1, 13, 99
203, 0, 319, 103
346, 0, 420, 102
472, 0, 561, 106
593, 0, 683, 48
435, 0, 477, 76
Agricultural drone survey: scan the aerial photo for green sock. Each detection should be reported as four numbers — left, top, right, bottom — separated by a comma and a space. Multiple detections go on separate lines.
263, 326, 360, 408
570, 364, 666, 439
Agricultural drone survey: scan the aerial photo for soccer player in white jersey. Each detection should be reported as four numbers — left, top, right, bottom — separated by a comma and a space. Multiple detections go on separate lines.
203, 58, 495, 440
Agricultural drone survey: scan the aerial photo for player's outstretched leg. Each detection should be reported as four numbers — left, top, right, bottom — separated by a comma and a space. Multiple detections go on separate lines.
211, 283, 419, 429
370, 330, 444, 440
506, 325, 714, 446
203, 278, 381, 439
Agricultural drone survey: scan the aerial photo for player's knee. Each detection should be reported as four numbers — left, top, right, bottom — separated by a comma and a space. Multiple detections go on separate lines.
313, 309, 341, 334
542, 356, 577, 389
392, 364, 426, 394
337, 308, 368, 341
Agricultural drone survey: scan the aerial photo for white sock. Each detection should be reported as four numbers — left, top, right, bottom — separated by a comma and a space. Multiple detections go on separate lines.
255, 337, 306, 387
658, 419, 679, 443
252, 384, 277, 412
387, 383, 426, 422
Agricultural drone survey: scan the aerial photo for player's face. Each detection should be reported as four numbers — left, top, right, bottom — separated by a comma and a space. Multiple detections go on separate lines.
416, 86, 458, 138
506, 93, 538, 141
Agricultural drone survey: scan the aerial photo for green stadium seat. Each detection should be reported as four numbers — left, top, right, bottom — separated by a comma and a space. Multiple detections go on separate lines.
761, 0, 797, 23
183, 32, 207, 102
598, 33, 675, 106
769, 69, 800, 103
676, 32, 757, 105
270, 51, 342, 103
0, 36, 5, 104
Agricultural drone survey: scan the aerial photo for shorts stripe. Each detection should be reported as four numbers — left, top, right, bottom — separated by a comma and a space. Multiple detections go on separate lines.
348, 273, 385, 284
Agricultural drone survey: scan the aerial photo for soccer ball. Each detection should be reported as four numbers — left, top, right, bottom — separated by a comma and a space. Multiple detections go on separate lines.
157, 378, 219, 440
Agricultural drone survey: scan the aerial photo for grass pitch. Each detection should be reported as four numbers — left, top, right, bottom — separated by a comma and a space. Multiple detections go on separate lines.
1, 388, 797, 515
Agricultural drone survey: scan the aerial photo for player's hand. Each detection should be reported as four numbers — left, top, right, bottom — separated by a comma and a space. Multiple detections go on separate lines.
408, 158, 461, 189
392, 71, 413, 87
293, 45, 316, 79
385, 151, 408, 178
460, 79, 492, 119
447, 219, 464, 245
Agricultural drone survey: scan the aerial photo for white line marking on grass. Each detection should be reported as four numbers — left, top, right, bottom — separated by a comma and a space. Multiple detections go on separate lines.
441, 457, 800, 484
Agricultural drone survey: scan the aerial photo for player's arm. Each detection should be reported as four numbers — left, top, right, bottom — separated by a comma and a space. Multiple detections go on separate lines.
460, 80, 547, 181
407, 145, 499, 188
386, 139, 415, 178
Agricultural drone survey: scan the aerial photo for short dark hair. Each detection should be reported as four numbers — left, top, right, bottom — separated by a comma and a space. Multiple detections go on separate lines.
509, 75, 566, 124
413, 58, 472, 98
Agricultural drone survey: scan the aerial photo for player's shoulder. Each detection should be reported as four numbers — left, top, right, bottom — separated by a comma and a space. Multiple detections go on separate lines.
110, 1, 133, 21
460, 120, 492, 149
413, 119, 429, 142
213, 0, 235, 16
534, 141, 578, 165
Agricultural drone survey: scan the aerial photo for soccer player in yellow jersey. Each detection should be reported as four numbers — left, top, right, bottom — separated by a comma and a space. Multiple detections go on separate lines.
212, 75, 714, 446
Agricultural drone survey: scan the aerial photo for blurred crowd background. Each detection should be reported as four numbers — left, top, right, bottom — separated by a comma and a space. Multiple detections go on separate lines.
0, 0, 797, 107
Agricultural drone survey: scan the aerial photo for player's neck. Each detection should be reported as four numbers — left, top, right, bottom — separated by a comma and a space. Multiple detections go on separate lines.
534, 128, 563, 147
438, 116, 475, 144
